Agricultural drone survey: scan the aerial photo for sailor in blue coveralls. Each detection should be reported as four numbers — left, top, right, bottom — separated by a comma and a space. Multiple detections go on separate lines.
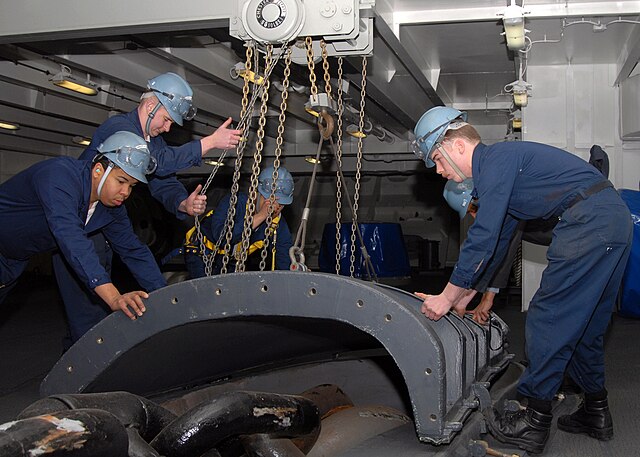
183, 166, 294, 278
0, 131, 166, 320
412, 107, 632, 454
52, 72, 243, 343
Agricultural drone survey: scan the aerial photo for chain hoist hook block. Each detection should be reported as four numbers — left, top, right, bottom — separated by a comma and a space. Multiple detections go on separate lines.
318, 110, 335, 140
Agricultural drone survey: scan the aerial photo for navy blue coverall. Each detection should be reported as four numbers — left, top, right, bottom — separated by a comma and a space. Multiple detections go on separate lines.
0, 157, 166, 306
52, 109, 202, 342
452, 141, 632, 401
184, 193, 293, 278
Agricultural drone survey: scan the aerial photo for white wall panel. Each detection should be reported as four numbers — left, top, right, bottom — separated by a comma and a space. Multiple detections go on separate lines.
522, 65, 568, 148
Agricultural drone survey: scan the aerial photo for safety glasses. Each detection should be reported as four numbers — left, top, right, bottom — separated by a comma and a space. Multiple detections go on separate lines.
115, 145, 158, 175
151, 89, 197, 121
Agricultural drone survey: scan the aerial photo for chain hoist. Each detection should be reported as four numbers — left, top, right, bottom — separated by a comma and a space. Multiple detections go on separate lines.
349, 56, 368, 278
259, 47, 292, 271
236, 44, 273, 272
334, 57, 344, 275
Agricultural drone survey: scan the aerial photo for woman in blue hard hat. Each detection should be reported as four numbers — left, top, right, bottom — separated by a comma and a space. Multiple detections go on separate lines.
412, 106, 632, 454
184, 166, 295, 278
52, 72, 243, 345
0, 131, 166, 321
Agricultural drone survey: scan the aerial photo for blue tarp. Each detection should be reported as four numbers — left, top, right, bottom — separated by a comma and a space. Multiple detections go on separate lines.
319, 222, 411, 278
620, 189, 640, 318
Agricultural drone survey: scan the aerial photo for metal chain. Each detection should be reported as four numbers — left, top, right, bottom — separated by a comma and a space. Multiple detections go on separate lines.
237, 44, 273, 272
220, 43, 255, 274
349, 56, 367, 277
305, 36, 317, 97
320, 40, 332, 100
218, 41, 289, 274
194, 44, 255, 276
334, 57, 344, 275
259, 47, 292, 271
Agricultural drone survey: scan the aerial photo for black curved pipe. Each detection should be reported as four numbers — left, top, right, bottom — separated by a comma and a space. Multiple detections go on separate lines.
241, 434, 306, 457
126, 428, 161, 457
0, 408, 128, 457
150, 391, 320, 457
18, 391, 176, 441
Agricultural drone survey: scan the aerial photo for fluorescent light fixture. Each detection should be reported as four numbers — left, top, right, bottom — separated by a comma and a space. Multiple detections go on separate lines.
204, 158, 225, 167
501, 0, 527, 51
50, 65, 98, 96
0, 121, 20, 130
72, 136, 91, 146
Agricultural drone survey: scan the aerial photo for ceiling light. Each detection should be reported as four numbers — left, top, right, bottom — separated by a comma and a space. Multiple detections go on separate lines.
500, 0, 527, 51
72, 136, 91, 146
50, 65, 98, 96
0, 121, 20, 130
204, 158, 225, 167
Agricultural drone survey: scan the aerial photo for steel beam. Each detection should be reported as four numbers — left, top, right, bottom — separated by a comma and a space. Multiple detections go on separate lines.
393, 1, 640, 26
0, 0, 233, 44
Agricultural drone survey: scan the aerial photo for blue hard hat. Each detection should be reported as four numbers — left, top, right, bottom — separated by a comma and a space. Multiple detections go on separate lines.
97, 131, 157, 183
443, 178, 474, 219
412, 106, 467, 167
258, 166, 294, 205
147, 72, 196, 126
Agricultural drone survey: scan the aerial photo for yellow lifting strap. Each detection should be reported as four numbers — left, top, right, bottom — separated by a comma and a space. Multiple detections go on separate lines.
185, 208, 281, 265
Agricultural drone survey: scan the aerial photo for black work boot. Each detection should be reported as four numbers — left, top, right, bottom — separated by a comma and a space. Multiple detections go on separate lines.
485, 406, 552, 454
557, 397, 613, 441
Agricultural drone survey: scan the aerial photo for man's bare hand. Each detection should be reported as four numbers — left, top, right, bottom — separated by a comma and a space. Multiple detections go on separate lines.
201, 117, 243, 154
108, 291, 148, 320
180, 184, 207, 216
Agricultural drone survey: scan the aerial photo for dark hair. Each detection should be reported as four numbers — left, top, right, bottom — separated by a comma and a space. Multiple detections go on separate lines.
92, 154, 118, 172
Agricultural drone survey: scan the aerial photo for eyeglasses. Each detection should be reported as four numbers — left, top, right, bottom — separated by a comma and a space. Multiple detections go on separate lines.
151, 89, 197, 121
115, 145, 158, 175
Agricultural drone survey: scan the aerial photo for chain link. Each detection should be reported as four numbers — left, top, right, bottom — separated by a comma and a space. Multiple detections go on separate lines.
305, 36, 317, 97
349, 56, 367, 277
334, 57, 344, 275
259, 47, 291, 271
320, 40, 332, 100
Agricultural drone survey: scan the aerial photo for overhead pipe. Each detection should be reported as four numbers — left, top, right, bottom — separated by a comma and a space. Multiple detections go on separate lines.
18, 391, 176, 442
150, 391, 320, 457
0, 409, 128, 457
